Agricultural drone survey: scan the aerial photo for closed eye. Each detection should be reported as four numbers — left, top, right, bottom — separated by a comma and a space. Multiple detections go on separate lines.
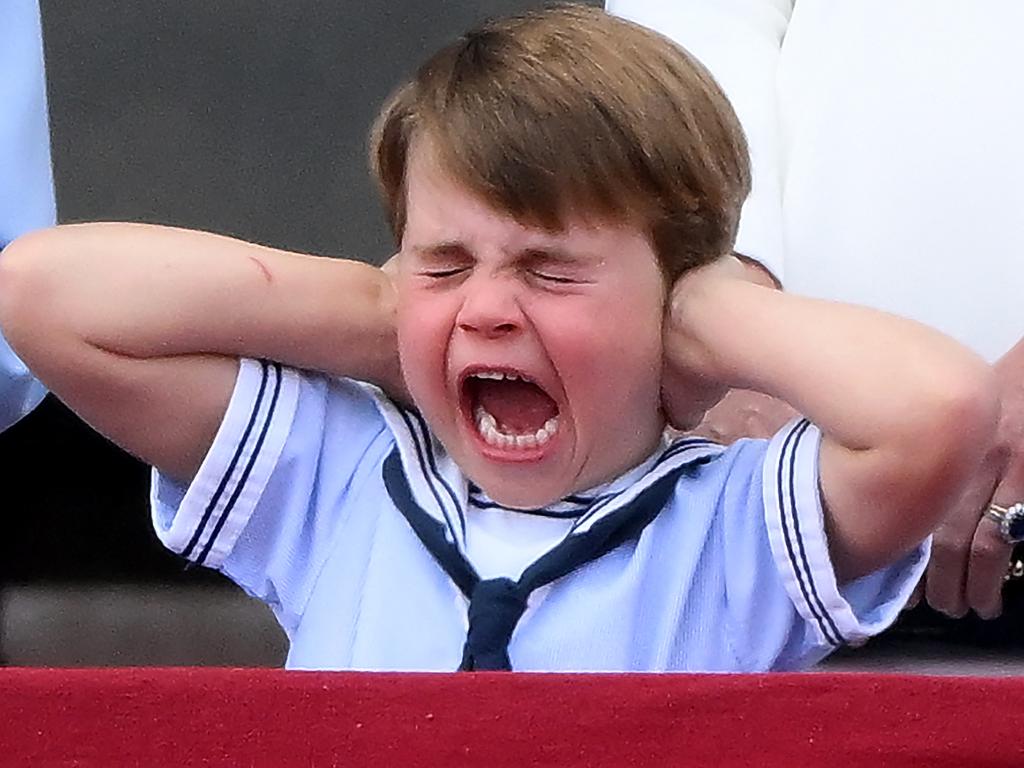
519, 248, 594, 287
530, 271, 579, 284
420, 268, 467, 279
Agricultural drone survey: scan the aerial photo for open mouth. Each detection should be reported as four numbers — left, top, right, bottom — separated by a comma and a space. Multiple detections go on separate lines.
461, 369, 560, 451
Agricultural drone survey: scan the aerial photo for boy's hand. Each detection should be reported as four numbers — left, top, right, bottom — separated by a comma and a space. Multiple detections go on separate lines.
660, 353, 728, 432
376, 253, 412, 406
661, 256, 757, 431
380, 252, 401, 279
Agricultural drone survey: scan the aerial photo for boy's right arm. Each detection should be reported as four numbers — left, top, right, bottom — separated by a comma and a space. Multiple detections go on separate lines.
0, 223, 401, 482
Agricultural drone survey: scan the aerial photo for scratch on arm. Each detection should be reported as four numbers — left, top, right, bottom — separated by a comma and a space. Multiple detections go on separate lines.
248, 255, 273, 284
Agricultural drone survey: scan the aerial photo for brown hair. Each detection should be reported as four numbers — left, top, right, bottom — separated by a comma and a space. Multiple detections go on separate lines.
370, 4, 750, 282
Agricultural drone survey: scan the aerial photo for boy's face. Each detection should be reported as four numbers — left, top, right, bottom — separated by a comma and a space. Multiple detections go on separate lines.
395, 139, 667, 508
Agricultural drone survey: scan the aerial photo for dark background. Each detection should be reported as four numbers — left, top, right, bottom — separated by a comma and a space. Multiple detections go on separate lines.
1, 0, 1020, 653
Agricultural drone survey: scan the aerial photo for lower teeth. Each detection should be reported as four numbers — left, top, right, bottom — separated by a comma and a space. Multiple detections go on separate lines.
474, 406, 558, 449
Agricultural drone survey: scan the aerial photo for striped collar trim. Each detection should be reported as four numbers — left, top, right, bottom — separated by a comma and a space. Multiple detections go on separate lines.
362, 386, 468, 547
362, 384, 726, 550
467, 436, 722, 519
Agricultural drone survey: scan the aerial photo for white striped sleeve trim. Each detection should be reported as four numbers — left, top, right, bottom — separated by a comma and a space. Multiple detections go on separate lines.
151, 358, 300, 568
763, 419, 851, 648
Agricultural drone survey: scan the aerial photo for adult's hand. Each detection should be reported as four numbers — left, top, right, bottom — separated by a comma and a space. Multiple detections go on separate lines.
684, 388, 797, 442
922, 337, 1024, 618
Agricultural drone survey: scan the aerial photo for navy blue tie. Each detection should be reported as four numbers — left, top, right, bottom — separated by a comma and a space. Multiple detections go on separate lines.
383, 448, 701, 671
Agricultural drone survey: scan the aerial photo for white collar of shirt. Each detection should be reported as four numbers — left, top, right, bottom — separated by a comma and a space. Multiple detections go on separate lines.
362, 384, 725, 568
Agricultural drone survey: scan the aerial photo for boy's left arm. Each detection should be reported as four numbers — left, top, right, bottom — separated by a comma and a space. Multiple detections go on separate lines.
665, 258, 1000, 582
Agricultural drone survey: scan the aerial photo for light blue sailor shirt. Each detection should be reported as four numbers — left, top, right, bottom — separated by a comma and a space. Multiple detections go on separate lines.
152, 359, 927, 672
0, 0, 55, 429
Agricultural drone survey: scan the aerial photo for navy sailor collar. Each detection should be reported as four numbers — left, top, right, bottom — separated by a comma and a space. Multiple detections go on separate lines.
361, 384, 726, 554
468, 441, 679, 518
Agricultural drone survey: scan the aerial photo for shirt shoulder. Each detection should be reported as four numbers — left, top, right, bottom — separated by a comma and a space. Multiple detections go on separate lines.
646, 424, 924, 670
150, 359, 396, 630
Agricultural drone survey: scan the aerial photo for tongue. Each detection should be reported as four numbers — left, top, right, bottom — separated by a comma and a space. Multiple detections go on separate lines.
475, 379, 558, 433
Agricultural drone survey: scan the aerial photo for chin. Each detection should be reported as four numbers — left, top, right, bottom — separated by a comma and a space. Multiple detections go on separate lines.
449, 443, 562, 505
470, 473, 567, 510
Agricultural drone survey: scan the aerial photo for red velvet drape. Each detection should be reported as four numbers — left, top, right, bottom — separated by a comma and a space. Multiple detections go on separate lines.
5, 669, 1022, 767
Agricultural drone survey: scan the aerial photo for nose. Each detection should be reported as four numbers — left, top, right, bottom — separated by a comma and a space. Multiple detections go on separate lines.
455, 273, 524, 339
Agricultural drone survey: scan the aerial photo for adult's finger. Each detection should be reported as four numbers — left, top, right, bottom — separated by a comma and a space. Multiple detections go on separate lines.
965, 448, 1024, 617
903, 576, 924, 611
924, 475, 998, 617
925, 526, 971, 617
964, 506, 1014, 618
688, 389, 797, 443
966, 436, 1024, 617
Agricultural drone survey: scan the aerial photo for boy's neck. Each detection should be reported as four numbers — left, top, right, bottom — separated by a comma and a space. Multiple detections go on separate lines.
471, 431, 672, 509
568, 432, 670, 499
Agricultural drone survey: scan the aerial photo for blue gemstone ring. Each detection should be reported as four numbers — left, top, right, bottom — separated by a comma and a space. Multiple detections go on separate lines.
985, 502, 1024, 545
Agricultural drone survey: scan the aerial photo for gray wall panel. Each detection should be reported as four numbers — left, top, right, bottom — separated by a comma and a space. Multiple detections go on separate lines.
40, 1, 595, 262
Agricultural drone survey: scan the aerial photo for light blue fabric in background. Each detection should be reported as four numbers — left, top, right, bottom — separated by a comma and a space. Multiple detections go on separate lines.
0, 0, 55, 429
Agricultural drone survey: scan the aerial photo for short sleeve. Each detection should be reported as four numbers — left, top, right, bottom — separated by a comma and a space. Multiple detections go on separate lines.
719, 419, 927, 670
0, 330, 47, 431
151, 358, 393, 633
762, 419, 928, 662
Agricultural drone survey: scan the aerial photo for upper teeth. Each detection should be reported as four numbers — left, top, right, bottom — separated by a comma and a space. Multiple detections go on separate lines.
472, 370, 523, 382
474, 406, 558, 449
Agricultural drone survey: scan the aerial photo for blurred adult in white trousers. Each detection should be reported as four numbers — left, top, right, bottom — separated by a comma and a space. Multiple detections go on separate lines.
607, 0, 1024, 619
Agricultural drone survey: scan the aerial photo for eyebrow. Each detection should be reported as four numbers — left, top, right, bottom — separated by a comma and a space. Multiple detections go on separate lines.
409, 242, 470, 259
518, 246, 585, 265
408, 241, 596, 267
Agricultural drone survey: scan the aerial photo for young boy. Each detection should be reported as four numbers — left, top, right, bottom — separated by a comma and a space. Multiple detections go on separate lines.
0, 6, 997, 671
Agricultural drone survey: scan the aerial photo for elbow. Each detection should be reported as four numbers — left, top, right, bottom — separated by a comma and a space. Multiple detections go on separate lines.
0, 230, 58, 358
940, 362, 1000, 459
909, 360, 1000, 487
835, 361, 1000, 572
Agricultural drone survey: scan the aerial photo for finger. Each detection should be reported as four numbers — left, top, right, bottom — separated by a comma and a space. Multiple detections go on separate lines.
926, 519, 982, 618
661, 386, 709, 433
925, 480, 997, 617
964, 448, 1021, 618
965, 513, 1013, 618
733, 390, 797, 440
660, 377, 726, 433
903, 577, 924, 611
925, 540, 967, 617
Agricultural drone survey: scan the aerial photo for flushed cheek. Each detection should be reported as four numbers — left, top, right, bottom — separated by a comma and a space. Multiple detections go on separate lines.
546, 321, 663, 432
566, 341, 661, 408
396, 302, 455, 417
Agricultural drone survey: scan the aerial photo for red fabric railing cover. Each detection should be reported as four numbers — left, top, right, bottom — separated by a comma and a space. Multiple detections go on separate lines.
3, 668, 1023, 767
